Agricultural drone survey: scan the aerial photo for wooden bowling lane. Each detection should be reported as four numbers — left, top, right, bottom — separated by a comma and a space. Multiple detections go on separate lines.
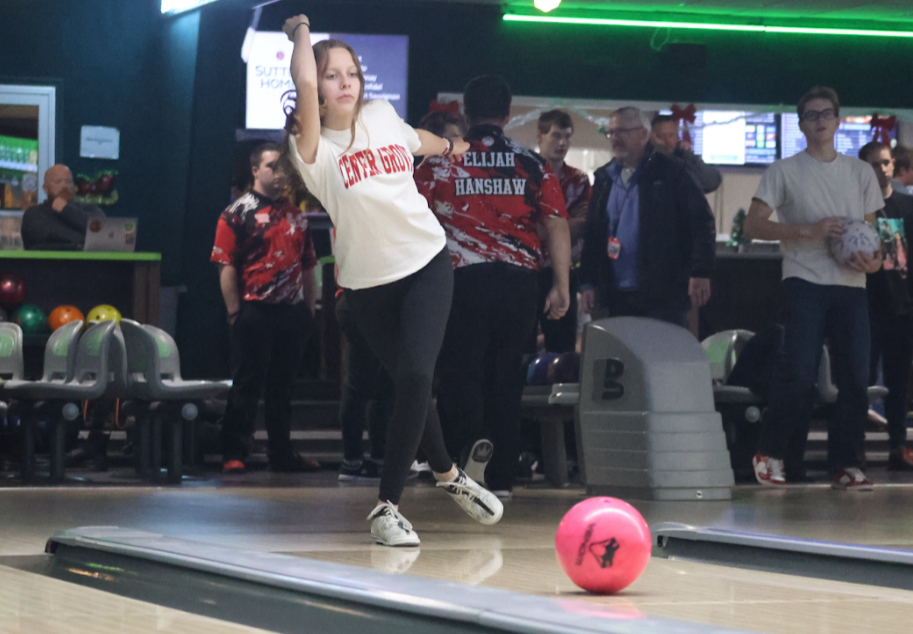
5, 479, 913, 634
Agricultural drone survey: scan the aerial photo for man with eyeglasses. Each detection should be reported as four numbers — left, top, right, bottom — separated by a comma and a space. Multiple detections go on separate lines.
744, 86, 884, 491
580, 106, 715, 328
858, 141, 913, 471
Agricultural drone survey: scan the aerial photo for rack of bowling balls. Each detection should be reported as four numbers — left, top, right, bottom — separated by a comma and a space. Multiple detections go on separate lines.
0, 273, 122, 336
525, 350, 581, 386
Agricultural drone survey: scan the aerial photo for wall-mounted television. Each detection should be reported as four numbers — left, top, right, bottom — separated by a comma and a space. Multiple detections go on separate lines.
691, 111, 778, 166
245, 31, 409, 130
781, 113, 893, 160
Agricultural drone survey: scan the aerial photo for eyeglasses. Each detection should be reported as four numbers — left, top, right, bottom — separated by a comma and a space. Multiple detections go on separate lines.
603, 127, 644, 138
800, 108, 837, 122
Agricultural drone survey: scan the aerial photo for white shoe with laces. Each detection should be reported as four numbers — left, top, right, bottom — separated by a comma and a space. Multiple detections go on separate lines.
368, 501, 421, 547
437, 468, 503, 526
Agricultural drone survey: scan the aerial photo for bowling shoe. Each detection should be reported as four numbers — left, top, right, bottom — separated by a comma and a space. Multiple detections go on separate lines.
462, 438, 493, 483
437, 468, 503, 525
888, 447, 913, 471
752, 452, 785, 486
339, 458, 382, 482
368, 501, 421, 547
269, 451, 321, 473
831, 467, 874, 491
222, 459, 246, 474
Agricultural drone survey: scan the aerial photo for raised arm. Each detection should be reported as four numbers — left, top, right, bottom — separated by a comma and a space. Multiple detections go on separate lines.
283, 15, 321, 164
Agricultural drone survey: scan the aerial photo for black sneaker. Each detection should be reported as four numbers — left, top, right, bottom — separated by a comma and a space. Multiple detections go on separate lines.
339, 459, 383, 482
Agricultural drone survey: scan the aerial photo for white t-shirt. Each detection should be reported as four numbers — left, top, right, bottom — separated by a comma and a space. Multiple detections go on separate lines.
290, 100, 446, 290
754, 151, 884, 288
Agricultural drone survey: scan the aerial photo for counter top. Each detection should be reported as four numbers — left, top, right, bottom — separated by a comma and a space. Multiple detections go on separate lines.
0, 251, 161, 261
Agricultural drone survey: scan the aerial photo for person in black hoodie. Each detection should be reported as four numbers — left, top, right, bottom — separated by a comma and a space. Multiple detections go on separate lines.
580, 107, 716, 328
21, 164, 104, 250
859, 140, 913, 470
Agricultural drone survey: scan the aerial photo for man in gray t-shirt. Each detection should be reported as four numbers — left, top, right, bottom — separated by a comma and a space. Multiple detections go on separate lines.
744, 86, 883, 491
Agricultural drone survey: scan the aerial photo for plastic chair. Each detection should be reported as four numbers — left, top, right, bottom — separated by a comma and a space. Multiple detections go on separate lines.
0, 322, 24, 382
120, 319, 230, 482
4, 320, 115, 482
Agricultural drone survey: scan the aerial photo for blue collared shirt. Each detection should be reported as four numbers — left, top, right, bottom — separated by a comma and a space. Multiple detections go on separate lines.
605, 161, 641, 289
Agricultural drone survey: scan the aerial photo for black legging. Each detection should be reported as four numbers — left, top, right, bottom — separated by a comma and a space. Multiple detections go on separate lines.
345, 247, 454, 504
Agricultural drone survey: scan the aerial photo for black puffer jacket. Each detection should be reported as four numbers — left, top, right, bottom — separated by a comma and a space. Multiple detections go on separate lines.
579, 148, 716, 311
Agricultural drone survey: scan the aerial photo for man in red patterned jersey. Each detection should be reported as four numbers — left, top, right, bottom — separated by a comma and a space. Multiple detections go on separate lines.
534, 109, 591, 352
211, 143, 318, 474
415, 75, 571, 498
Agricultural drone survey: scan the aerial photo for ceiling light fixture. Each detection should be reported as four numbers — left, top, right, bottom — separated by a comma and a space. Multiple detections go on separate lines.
503, 13, 913, 38
534, 0, 562, 13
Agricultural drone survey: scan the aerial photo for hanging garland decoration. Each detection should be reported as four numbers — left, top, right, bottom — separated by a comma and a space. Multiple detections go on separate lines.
74, 170, 118, 206
870, 113, 897, 144
670, 103, 697, 145
428, 99, 460, 116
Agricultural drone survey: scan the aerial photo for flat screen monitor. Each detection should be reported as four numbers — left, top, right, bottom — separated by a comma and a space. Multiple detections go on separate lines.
781, 113, 894, 160
659, 110, 778, 166
246, 32, 408, 130
691, 111, 778, 166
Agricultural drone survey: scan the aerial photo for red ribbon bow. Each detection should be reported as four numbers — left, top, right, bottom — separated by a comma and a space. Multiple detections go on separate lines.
870, 113, 897, 144
670, 103, 697, 145
429, 99, 460, 116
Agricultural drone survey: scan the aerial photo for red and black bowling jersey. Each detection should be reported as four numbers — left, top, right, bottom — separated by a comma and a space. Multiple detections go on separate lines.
211, 190, 317, 304
414, 125, 568, 270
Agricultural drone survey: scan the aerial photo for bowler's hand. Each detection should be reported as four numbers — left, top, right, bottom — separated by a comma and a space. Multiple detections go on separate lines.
283, 14, 311, 41
580, 288, 595, 315
688, 277, 711, 308
450, 139, 470, 158
543, 285, 570, 320
847, 248, 883, 274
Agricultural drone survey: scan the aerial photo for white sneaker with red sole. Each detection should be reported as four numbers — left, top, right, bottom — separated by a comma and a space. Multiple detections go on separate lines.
752, 452, 786, 486
831, 467, 874, 491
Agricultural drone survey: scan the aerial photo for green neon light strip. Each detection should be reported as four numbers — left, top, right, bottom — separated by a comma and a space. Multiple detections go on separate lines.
503, 14, 913, 38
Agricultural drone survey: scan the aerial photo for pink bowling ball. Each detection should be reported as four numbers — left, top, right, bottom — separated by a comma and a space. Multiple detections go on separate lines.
555, 497, 652, 594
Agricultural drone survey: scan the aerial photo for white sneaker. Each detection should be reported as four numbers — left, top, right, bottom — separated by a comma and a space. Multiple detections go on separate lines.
437, 468, 503, 526
368, 501, 421, 547
463, 439, 493, 483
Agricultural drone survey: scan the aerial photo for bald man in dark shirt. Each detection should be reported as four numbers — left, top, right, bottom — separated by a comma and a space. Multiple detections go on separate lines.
21, 164, 104, 250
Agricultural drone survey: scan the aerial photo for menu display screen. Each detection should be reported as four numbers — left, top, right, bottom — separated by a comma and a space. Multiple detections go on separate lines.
781, 114, 892, 160
662, 110, 778, 166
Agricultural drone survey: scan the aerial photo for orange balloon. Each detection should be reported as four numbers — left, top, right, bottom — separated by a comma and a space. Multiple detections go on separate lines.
47, 305, 85, 332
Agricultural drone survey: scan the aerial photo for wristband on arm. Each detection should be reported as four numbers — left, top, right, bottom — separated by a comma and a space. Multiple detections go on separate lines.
441, 137, 454, 157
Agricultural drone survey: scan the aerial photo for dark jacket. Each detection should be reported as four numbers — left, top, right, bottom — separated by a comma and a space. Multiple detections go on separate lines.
580, 148, 716, 311
21, 200, 105, 250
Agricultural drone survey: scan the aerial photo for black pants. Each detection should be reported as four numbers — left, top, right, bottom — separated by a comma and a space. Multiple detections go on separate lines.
531, 267, 578, 353
870, 309, 913, 450
598, 290, 688, 328
336, 292, 392, 462
222, 301, 314, 463
345, 247, 454, 504
437, 263, 539, 491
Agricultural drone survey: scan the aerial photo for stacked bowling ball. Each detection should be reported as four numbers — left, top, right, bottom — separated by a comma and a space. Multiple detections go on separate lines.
48, 305, 85, 331
86, 304, 122, 324
526, 350, 581, 385
13, 304, 49, 335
